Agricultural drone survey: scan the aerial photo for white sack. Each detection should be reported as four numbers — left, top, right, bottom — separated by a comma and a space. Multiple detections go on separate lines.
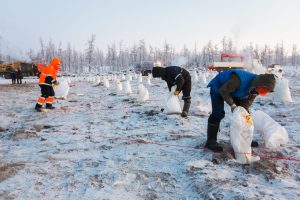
116, 79, 122, 94
103, 77, 110, 88
125, 80, 132, 94
193, 70, 199, 83
199, 72, 207, 84
252, 110, 288, 149
54, 78, 70, 99
138, 74, 143, 83
147, 78, 151, 85
274, 78, 292, 103
137, 84, 149, 102
126, 73, 132, 81
165, 88, 182, 114
96, 76, 101, 84
121, 74, 126, 81
230, 106, 259, 164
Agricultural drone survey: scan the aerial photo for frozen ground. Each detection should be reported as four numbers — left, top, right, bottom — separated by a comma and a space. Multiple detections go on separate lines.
0, 70, 299, 200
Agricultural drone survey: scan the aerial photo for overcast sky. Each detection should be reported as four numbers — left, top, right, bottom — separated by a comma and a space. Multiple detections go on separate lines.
1, 0, 300, 54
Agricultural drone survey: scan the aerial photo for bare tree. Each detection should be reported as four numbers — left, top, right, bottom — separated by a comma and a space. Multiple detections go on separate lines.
291, 44, 298, 66
0, 35, 3, 62
106, 43, 118, 72
274, 41, 285, 65
45, 38, 56, 63
63, 42, 72, 72
86, 34, 96, 73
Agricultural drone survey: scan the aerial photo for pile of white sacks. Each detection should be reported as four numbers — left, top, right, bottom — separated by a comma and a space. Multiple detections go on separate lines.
230, 107, 289, 164
110, 72, 150, 102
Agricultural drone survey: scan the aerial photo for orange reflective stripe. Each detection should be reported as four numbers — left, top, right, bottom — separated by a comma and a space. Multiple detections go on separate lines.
46, 97, 54, 103
37, 97, 45, 105
41, 73, 52, 76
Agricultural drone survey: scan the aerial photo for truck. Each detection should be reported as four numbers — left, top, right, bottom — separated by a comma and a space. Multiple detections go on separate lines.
0, 61, 38, 79
208, 53, 245, 72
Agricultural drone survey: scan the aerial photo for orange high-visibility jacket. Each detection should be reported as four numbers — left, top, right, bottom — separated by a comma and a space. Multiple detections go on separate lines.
39, 64, 57, 86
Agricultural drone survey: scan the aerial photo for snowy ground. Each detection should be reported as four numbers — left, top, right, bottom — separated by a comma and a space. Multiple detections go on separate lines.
0, 71, 299, 200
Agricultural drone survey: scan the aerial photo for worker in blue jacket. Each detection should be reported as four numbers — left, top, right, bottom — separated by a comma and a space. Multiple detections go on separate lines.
205, 69, 276, 151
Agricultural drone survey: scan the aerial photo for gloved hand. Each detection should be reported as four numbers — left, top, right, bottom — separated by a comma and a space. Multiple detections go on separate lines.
230, 103, 237, 113
53, 81, 59, 87
173, 90, 180, 96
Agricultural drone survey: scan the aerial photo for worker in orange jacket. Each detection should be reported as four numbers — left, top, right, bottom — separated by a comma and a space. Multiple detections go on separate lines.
35, 58, 62, 112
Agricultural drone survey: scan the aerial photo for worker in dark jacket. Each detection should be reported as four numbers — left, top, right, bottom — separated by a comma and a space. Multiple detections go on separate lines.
10, 70, 17, 84
16, 69, 23, 84
205, 69, 276, 151
152, 66, 192, 117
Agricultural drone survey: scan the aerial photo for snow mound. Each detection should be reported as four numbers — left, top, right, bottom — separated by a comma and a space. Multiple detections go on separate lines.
194, 97, 211, 115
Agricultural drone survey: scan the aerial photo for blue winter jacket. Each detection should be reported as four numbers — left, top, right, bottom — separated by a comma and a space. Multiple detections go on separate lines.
207, 69, 257, 99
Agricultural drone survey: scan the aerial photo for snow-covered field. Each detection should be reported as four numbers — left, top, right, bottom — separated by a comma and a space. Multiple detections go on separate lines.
0, 70, 299, 200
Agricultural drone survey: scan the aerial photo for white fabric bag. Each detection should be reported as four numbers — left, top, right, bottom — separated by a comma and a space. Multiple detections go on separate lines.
193, 70, 199, 83
116, 79, 122, 94
54, 78, 70, 99
230, 106, 260, 164
274, 78, 292, 103
252, 110, 288, 149
165, 88, 182, 114
125, 80, 132, 94
137, 84, 149, 102
103, 77, 110, 88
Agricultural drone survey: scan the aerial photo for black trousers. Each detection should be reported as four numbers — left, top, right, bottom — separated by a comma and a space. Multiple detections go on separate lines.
182, 77, 192, 102
40, 85, 55, 98
208, 89, 225, 124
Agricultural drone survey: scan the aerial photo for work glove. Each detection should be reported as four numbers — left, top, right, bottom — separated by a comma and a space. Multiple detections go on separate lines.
53, 81, 59, 87
230, 103, 237, 113
173, 90, 180, 96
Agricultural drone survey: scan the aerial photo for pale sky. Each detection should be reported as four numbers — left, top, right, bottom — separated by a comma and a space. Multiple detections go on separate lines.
1, 0, 300, 54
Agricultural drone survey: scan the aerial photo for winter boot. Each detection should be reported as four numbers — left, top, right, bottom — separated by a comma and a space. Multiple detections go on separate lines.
251, 141, 259, 147
35, 104, 42, 112
181, 101, 191, 118
46, 104, 55, 110
205, 122, 223, 152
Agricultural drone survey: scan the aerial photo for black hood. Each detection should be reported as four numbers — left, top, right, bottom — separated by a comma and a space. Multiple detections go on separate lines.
152, 67, 165, 78
251, 74, 276, 92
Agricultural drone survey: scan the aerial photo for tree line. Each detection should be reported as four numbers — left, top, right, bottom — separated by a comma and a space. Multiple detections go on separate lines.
1, 35, 300, 73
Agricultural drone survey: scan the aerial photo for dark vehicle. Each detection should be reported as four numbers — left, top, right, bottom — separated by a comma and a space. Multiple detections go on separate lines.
135, 61, 154, 76
0, 61, 38, 79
